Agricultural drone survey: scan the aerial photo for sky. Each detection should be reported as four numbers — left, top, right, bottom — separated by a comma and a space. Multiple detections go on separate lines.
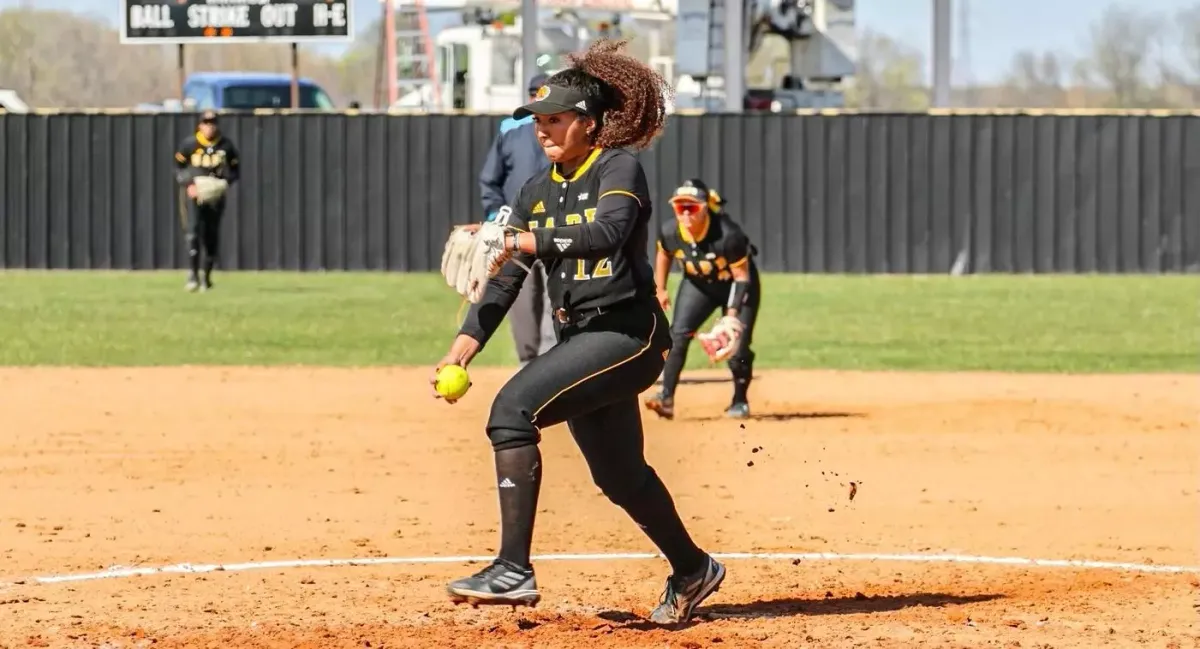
2, 0, 1195, 83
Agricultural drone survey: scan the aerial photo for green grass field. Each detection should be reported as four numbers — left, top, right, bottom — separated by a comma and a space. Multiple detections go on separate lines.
0, 271, 1195, 372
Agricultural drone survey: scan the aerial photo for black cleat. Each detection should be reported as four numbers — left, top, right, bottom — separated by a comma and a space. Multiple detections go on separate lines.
724, 402, 750, 419
648, 555, 726, 625
644, 393, 675, 420
447, 558, 541, 608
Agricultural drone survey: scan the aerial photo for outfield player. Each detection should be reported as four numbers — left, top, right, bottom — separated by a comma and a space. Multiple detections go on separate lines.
174, 110, 239, 292
644, 179, 761, 420
431, 40, 725, 625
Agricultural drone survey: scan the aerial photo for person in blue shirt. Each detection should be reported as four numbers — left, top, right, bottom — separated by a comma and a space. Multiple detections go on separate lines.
479, 73, 555, 366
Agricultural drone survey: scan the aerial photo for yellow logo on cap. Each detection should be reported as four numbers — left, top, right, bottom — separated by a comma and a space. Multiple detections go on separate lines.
535, 86, 550, 101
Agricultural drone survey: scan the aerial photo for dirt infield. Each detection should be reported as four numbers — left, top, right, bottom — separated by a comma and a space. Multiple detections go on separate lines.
1, 367, 1197, 649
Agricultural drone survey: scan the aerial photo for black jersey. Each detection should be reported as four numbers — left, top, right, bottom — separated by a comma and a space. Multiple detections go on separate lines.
459, 147, 657, 345
657, 211, 756, 298
174, 131, 240, 184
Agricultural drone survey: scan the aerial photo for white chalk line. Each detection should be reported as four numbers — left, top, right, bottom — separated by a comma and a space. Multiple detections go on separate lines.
6, 551, 1199, 588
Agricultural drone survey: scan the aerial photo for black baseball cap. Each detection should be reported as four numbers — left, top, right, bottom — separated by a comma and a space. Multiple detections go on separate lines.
669, 178, 712, 205
513, 84, 592, 120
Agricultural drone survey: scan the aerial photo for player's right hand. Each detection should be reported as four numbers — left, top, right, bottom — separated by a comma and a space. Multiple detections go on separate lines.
186, 184, 198, 198
430, 335, 481, 403
656, 288, 671, 312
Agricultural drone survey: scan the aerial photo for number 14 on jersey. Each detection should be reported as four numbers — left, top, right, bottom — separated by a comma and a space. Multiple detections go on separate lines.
529, 208, 612, 281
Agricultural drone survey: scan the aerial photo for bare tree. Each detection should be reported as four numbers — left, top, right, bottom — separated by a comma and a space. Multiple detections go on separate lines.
1169, 5, 1200, 105
1077, 4, 1164, 107
0, 6, 376, 108
1176, 6, 1200, 81
844, 29, 928, 110
1001, 50, 1069, 107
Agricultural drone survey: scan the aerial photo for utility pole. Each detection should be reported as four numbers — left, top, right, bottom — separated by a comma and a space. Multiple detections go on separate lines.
522, 0, 539, 88
723, 0, 744, 113
931, 0, 953, 107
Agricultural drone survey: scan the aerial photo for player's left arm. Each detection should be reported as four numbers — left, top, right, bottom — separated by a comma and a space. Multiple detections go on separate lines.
513, 154, 642, 261
724, 231, 753, 318
221, 140, 241, 185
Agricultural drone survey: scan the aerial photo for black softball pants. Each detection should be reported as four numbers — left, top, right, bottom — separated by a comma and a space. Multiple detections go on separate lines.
660, 276, 760, 402
181, 195, 225, 276
483, 300, 708, 575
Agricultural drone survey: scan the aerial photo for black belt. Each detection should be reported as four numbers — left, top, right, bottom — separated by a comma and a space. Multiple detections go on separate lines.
553, 305, 608, 325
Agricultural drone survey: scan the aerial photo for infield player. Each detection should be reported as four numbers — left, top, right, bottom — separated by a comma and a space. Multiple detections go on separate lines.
644, 179, 761, 420
433, 40, 725, 625
174, 110, 239, 292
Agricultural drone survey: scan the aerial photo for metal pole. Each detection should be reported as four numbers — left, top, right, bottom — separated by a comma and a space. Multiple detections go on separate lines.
177, 45, 186, 101
723, 0, 744, 113
291, 43, 300, 109
521, 0, 539, 88
931, 0, 952, 107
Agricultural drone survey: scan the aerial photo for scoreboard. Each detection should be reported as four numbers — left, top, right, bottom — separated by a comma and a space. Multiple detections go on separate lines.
121, 0, 353, 44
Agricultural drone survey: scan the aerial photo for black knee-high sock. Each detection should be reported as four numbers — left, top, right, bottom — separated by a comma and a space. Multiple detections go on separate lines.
495, 445, 542, 570
730, 356, 752, 403
617, 466, 706, 576
660, 337, 690, 399
188, 242, 200, 277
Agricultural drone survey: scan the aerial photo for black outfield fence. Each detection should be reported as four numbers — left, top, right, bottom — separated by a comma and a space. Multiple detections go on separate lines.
1, 110, 1197, 273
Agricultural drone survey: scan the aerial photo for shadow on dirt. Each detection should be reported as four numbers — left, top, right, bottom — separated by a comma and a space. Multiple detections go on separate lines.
658, 376, 751, 386
683, 411, 864, 423
596, 592, 1004, 629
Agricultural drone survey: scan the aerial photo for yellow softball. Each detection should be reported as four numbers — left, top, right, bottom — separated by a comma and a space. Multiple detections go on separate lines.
435, 364, 471, 400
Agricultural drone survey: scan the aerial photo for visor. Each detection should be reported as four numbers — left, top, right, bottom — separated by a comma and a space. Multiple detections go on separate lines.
668, 183, 709, 205
513, 84, 592, 119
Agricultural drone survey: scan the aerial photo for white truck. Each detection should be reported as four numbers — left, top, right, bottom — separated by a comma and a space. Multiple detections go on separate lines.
390, 0, 674, 113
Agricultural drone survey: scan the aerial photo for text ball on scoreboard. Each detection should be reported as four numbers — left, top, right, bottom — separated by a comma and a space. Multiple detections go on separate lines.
122, 0, 351, 43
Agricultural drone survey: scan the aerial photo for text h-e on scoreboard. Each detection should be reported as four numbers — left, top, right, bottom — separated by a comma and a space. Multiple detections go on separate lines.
121, 0, 354, 44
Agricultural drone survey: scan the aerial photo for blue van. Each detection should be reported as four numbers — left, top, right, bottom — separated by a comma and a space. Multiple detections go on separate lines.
182, 72, 337, 110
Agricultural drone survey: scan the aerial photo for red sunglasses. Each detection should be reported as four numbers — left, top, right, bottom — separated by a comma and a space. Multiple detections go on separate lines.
673, 201, 703, 215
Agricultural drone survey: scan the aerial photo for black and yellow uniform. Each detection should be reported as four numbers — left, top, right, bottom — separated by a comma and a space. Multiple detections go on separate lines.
456, 138, 709, 597
174, 111, 239, 290
651, 179, 761, 418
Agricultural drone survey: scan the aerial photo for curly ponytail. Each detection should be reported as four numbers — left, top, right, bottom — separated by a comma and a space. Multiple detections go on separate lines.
546, 39, 673, 150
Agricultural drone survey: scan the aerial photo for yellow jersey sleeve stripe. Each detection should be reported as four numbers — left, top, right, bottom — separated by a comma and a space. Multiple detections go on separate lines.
729, 256, 750, 268
599, 190, 642, 206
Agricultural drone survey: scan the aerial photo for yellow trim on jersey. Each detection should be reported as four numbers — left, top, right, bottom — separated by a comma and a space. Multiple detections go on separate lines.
195, 131, 213, 147
729, 255, 750, 268
550, 147, 604, 183
530, 312, 657, 423
678, 214, 711, 244
599, 189, 641, 206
